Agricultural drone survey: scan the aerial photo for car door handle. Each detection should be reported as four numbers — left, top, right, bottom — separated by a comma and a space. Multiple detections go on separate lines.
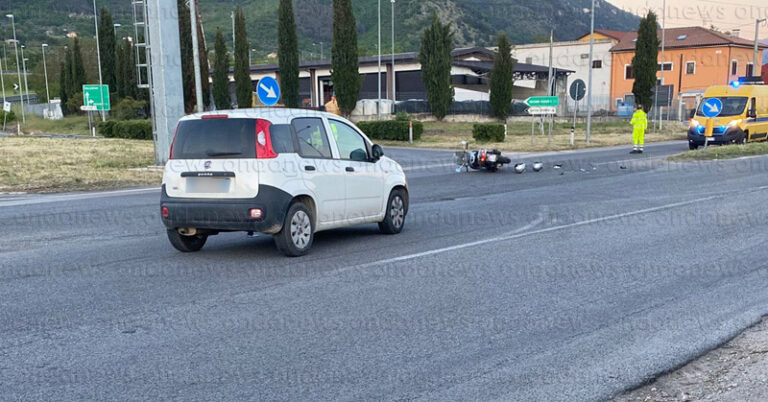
346, 167, 355, 172
304, 166, 316, 171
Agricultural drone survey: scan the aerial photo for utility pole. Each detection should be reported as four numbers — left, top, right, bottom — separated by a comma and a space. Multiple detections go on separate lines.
391, 0, 396, 104
0, 44, 5, 109
755, 19, 767, 77
377, 0, 382, 119
6, 14, 24, 123
92, 0, 106, 121
547, 29, 553, 96
20, 46, 29, 105
586, 0, 595, 143
659, 0, 666, 131
231, 11, 236, 49
42, 44, 50, 104
188, 0, 203, 112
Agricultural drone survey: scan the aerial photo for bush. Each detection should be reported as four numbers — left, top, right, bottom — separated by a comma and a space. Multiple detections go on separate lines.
114, 97, 147, 120
356, 120, 423, 142
472, 123, 505, 143
99, 119, 152, 140
0, 110, 16, 123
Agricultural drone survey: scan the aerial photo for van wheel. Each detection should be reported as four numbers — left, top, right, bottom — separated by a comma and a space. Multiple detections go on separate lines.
274, 201, 314, 257
689, 143, 698, 150
379, 188, 408, 235
167, 229, 207, 252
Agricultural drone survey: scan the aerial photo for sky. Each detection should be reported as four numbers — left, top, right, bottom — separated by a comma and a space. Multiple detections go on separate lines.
607, 0, 768, 41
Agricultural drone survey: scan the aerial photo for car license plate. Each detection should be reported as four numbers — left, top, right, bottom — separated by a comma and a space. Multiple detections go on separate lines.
187, 177, 231, 193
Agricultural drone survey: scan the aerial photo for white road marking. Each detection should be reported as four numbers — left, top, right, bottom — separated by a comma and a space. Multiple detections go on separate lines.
355, 189, 766, 268
0, 187, 159, 207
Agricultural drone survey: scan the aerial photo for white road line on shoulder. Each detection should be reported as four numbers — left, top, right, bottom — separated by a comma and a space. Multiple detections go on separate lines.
354, 189, 767, 269
0, 187, 160, 207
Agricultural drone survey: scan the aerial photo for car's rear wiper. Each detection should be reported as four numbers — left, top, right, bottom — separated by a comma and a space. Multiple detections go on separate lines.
206, 151, 242, 157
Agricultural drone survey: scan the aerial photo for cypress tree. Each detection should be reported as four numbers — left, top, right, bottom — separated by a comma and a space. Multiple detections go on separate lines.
331, 0, 361, 116
115, 39, 127, 98
124, 39, 138, 100
278, 0, 299, 108
490, 33, 515, 120
71, 38, 87, 92
213, 28, 231, 110
234, 7, 252, 108
632, 11, 659, 112
98, 6, 116, 92
59, 61, 69, 112
419, 14, 454, 120
177, 0, 195, 113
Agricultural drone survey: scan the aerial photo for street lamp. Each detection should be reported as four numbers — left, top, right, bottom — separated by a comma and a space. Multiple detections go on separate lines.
20, 45, 29, 105
391, 0, 396, 104
377, 0, 382, 119
92, 0, 106, 121
6, 14, 24, 123
42, 44, 51, 104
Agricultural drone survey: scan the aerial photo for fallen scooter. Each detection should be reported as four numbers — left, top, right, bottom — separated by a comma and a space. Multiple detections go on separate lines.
454, 141, 512, 172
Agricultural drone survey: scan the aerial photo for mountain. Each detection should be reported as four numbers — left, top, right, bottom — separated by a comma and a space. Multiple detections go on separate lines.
1, 0, 639, 60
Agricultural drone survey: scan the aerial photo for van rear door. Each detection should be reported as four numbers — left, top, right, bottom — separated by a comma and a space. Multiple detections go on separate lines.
164, 117, 262, 199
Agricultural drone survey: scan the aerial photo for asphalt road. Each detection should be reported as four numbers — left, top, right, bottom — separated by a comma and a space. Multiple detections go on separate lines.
3, 141, 768, 401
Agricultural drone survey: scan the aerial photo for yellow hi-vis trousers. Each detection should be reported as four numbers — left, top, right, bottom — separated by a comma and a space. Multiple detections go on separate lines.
632, 127, 645, 148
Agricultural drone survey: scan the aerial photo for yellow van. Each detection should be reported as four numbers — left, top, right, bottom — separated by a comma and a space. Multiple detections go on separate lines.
688, 81, 768, 150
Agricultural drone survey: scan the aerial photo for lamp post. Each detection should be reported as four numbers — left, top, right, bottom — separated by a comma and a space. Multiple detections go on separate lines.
6, 14, 24, 123
20, 45, 29, 105
377, 0, 382, 119
659, 0, 666, 131
92, 0, 106, 121
585, 0, 594, 143
391, 0, 396, 104
42, 44, 50, 104
188, 0, 203, 113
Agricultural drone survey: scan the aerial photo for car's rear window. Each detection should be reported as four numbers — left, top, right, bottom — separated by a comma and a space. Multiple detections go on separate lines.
172, 118, 258, 159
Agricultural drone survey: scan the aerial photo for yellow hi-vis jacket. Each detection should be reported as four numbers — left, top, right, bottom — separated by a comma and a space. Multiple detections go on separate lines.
630, 109, 647, 131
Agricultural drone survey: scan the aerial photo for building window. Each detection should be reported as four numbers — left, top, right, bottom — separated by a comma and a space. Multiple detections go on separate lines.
592, 60, 602, 69
685, 61, 695, 75
657, 62, 673, 71
625, 64, 634, 79
746, 62, 754, 76
731, 60, 738, 75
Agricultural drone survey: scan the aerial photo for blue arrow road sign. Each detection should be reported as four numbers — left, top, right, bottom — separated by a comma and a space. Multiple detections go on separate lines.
257, 76, 280, 106
702, 98, 722, 118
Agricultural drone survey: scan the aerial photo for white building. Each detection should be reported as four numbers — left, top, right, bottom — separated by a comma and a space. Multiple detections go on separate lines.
511, 30, 627, 113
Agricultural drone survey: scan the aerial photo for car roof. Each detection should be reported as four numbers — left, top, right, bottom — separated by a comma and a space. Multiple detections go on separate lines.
180, 108, 348, 125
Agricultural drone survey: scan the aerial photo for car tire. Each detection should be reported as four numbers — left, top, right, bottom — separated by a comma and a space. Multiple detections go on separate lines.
274, 201, 314, 257
379, 188, 408, 235
167, 229, 207, 252
689, 143, 698, 150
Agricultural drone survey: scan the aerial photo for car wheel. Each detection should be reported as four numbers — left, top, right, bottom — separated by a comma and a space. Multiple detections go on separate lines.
274, 201, 314, 257
379, 189, 408, 235
689, 143, 698, 150
167, 229, 207, 252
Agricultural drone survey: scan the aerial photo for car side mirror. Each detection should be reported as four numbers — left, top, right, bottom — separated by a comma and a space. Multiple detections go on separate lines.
371, 144, 384, 161
747, 108, 757, 118
688, 109, 696, 119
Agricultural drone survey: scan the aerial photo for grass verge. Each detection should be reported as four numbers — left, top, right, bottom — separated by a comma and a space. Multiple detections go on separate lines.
19, 113, 92, 136
0, 136, 161, 193
669, 142, 768, 162
377, 120, 686, 152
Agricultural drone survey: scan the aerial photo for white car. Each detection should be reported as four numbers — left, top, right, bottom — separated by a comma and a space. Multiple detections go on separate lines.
161, 109, 409, 257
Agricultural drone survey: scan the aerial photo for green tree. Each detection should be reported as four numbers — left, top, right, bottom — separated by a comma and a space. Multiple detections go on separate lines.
331, 0, 361, 116
234, 7, 252, 108
194, 1, 212, 109
419, 14, 454, 120
177, 0, 195, 113
490, 33, 515, 120
278, 0, 299, 108
59, 61, 69, 112
115, 38, 137, 100
71, 37, 87, 93
98, 6, 116, 92
212, 28, 231, 110
631, 11, 659, 112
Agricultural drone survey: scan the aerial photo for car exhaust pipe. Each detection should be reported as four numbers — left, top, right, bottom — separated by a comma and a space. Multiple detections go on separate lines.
178, 228, 198, 236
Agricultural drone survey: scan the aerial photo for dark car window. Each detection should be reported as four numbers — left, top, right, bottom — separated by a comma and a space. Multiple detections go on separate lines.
172, 118, 256, 159
292, 118, 333, 159
270, 124, 296, 154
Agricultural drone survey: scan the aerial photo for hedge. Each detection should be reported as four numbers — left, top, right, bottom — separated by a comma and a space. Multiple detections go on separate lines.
356, 120, 423, 142
0, 110, 15, 123
472, 123, 505, 143
99, 119, 153, 140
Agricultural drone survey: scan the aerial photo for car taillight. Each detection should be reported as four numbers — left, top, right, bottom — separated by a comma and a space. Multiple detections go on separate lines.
249, 208, 263, 219
255, 119, 278, 159
161, 206, 169, 218
169, 123, 180, 159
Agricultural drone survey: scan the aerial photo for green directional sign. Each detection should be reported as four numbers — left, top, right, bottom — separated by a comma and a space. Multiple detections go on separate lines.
524, 96, 559, 108
82, 84, 110, 111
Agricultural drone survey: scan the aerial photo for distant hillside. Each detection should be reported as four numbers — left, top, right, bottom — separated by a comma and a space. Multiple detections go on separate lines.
1, 0, 639, 59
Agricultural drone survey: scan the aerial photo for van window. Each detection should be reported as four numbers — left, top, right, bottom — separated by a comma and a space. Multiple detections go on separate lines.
172, 118, 257, 159
292, 118, 333, 159
696, 97, 748, 117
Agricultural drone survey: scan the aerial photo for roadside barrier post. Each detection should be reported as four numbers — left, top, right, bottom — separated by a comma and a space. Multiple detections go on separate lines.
409, 121, 413, 144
